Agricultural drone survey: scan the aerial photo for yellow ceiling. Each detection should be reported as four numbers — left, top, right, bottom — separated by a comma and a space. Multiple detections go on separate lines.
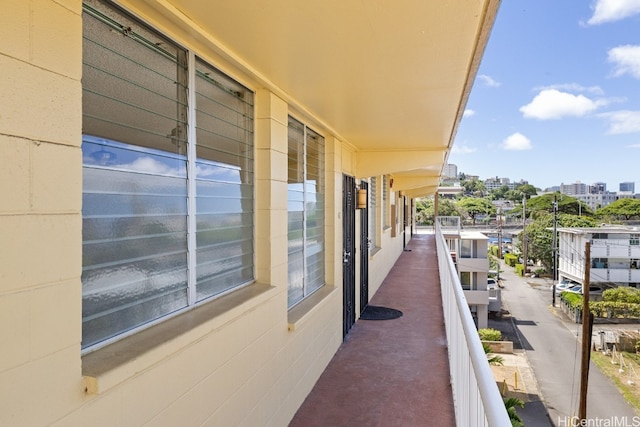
129, 0, 501, 196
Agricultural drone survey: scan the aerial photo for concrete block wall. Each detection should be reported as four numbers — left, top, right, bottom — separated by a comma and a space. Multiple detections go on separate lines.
0, 1, 84, 426
0, 2, 344, 426
0, 1, 405, 425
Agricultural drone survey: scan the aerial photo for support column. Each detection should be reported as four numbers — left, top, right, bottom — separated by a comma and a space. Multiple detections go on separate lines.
254, 89, 289, 289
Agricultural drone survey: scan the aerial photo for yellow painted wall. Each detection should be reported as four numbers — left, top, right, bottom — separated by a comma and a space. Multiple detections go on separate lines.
0, 0, 84, 426
0, 1, 408, 425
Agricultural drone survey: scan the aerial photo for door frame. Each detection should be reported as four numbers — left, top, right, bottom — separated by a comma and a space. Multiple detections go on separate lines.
342, 174, 356, 338
359, 179, 369, 314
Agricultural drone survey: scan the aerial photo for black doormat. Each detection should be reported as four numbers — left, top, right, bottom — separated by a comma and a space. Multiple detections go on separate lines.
360, 305, 403, 320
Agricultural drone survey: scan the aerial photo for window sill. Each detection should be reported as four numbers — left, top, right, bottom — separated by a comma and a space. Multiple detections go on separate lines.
82, 282, 277, 395
369, 246, 381, 258
287, 286, 337, 331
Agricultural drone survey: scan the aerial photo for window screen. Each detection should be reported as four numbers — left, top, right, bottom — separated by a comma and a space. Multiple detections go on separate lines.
287, 117, 325, 307
369, 177, 377, 250
82, 0, 254, 350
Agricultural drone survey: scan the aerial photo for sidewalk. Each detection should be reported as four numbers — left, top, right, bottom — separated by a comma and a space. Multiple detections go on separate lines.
488, 324, 552, 426
491, 351, 540, 404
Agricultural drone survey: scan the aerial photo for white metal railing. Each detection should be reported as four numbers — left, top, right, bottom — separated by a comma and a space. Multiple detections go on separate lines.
435, 221, 511, 427
437, 215, 462, 232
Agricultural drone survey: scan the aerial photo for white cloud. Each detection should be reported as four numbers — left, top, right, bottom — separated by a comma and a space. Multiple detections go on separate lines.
601, 110, 640, 134
628, 143, 640, 148
502, 133, 532, 151
608, 45, 640, 79
520, 89, 602, 120
463, 109, 475, 118
538, 83, 604, 96
587, 0, 640, 25
477, 74, 501, 87
126, 156, 186, 175
451, 144, 477, 154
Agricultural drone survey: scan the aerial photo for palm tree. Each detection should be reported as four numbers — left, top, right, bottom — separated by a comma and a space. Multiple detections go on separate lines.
504, 397, 525, 427
483, 342, 504, 365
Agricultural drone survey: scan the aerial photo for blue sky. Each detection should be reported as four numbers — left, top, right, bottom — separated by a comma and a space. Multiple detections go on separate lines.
450, 0, 640, 191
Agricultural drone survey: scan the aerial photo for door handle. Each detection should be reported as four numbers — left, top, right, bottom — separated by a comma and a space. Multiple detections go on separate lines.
343, 250, 351, 263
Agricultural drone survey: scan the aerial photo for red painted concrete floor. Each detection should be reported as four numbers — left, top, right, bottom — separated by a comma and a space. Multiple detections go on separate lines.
289, 234, 456, 427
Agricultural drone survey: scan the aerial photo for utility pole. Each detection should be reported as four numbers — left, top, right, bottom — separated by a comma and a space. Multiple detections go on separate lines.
578, 241, 592, 422
497, 208, 502, 258
522, 195, 527, 274
497, 208, 502, 283
552, 194, 558, 306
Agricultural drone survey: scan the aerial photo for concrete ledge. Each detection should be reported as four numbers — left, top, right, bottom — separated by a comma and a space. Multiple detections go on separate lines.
82, 282, 277, 394
483, 340, 514, 354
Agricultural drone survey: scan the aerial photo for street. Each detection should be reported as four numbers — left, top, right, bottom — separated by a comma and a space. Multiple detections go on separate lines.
494, 260, 639, 426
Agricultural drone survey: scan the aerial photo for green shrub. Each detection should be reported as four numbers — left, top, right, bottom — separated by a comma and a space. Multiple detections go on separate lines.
478, 328, 502, 341
603, 287, 640, 304
515, 264, 524, 276
488, 245, 499, 257
590, 301, 640, 318
483, 343, 504, 365
534, 268, 546, 276
561, 292, 583, 310
504, 253, 518, 267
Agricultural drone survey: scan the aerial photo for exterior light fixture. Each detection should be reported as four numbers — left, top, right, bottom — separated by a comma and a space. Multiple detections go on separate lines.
357, 187, 367, 209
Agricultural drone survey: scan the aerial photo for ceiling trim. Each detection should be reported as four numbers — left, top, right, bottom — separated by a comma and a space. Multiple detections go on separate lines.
356, 150, 445, 179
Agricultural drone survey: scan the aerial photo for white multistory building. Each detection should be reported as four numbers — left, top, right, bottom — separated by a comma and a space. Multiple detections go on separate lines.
574, 193, 618, 211
559, 181, 588, 196
438, 216, 495, 328
443, 163, 458, 179
557, 226, 640, 288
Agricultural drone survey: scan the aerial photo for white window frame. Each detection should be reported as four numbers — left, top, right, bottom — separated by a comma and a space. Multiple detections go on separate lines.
287, 117, 325, 308
81, 0, 255, 351
369, 177, 378, 251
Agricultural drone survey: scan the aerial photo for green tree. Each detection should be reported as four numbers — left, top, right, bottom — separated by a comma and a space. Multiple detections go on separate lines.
596, 198, 640, 221
503, 189, 523, 203
515, 183, 538, 199
526, 193, 593, 217
415, 197, 461, 225
516, 213, 597, 270
460, 178, 486, 197
458, 197, 496, 225
488, 185, 510, 201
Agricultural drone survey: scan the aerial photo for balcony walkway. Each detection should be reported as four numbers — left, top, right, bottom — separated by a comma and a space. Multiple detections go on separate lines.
289, 233, 456, 426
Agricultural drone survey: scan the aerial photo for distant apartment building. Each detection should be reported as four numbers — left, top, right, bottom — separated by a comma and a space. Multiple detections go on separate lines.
442, 163, 458, 179
556, 181, 621, 210
458, 173, 480, 182
557, 226, 640, 288
591, 182, 607, 194
485, 177, 512, 191
620, 182, 635, 193
560, 181, 588, 195
574, 192, 618, 211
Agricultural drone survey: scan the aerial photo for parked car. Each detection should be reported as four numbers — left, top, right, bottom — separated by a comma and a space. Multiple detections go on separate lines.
487, 278, 498, 289
554, 282, 575, 295
561, 283, 614, 295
